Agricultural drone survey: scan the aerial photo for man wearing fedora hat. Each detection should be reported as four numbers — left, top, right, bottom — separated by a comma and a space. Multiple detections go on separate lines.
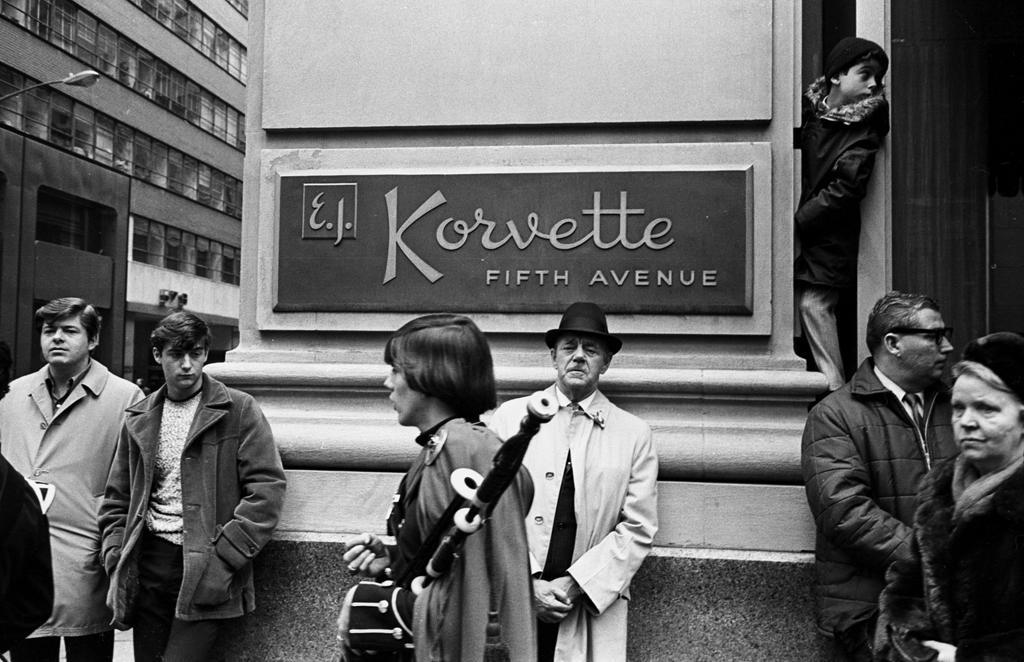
489, 301, 659, 662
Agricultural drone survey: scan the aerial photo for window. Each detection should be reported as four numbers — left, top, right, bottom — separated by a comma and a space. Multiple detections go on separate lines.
132, 133, 151, 180
72, 104, 94, 158
200, 17, 215, 58
136, 49, 156, 99
213, 26, 229, 69
2, 0, 28, 27
199, 93, 214, 133
36, 188, 108, 254
49, 94, 73, 147
133, 216, 150, 263
132, 217, 239, 282
1, 64, 244, 219
195, 236, 209, 277
213, 98, 226, 141
171, 0, 188, 38
116, 36, 137, 87
181, 154, 198, 198
167, 150, 184, 194
148, 221, 165, 267
197, 163, 211, 205
96, 24, 117, 76
221, 245, 238, 284
95, 114, 114, 165
228, 40, 243, 80
114, 123, 133, 174
149, 142, 168, 187
26, 0, 50, 37
50, 0, 76, 51
226, 109, 239, 148
181, 231, 195, 274
164, 226, 181, 271
0, 68, 24, 129
211, 170, 226, 212
23, 87, 49, 138
169, 71, 187, 115
75, 12, 97, 63
225, 178, 241, 217
154, 61, 172, 106
3, 2, 245, 146
184, 81, 200, 123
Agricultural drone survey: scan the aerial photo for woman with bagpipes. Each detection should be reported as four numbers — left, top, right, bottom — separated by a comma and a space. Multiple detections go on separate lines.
338, 313, 548, 662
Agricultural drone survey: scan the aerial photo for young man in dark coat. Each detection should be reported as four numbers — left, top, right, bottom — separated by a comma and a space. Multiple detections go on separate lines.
796, 36, 891, 392
802, 291, 957, 661
99, 311, 286, 662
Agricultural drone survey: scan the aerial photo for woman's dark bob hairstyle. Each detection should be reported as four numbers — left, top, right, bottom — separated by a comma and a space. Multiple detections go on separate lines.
384, 313, 496, 421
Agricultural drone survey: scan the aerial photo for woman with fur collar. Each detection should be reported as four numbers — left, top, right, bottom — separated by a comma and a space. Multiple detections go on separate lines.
876, 332, 1024, 661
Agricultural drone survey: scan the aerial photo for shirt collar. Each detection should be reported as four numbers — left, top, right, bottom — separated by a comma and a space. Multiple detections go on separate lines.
45, 359, 93, 406
873, 365, 923, 403
414, 415, 459, 447
553, 387, 597, 412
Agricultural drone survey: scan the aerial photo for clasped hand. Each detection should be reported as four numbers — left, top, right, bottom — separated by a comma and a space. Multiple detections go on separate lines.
534, 575, 582, 623
342, 532, 389, 578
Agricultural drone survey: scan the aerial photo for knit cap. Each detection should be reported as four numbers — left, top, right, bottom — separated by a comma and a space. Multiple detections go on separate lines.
825, 37, 889, 81
961, 332, 1024, 403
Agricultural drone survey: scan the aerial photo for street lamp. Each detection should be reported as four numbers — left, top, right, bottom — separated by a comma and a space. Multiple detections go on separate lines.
0, 69, 101, 104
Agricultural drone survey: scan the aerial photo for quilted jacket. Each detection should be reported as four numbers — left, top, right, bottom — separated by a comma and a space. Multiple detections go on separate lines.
802, 358, 956, 636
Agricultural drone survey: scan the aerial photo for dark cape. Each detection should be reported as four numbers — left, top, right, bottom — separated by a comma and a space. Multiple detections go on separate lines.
392, 419, 537, 662
0, 453, 54, 652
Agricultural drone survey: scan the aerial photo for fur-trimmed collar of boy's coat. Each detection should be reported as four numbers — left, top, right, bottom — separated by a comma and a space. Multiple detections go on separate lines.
876, 457, 1024, 661
805, 76, 888, 126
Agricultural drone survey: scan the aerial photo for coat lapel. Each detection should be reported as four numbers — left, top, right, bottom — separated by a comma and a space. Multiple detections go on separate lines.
125, 393, 165, 480
184, 377, 230, 449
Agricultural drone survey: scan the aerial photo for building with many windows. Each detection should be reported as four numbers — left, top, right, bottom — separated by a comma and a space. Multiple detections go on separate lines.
0, 0, 245, 386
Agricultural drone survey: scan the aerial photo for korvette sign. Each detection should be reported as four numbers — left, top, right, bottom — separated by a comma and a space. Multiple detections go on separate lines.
276, 169, 752, 314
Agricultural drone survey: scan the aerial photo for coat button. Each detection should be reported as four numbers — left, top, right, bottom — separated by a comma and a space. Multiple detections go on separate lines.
545, 472, 555, 479
534, 516, 543, 524
39, 421, 47, 430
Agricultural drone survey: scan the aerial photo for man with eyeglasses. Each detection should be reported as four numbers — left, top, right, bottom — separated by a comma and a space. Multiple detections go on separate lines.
801, 290, 957, 662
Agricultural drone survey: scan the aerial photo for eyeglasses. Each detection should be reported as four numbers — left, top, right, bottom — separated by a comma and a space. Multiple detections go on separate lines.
889, 326, 954, 344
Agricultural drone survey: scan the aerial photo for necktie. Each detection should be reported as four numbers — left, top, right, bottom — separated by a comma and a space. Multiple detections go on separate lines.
903, 393, 925, 437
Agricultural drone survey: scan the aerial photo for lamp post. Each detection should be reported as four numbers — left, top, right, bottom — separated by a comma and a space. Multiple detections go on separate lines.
0, 69, 101, 104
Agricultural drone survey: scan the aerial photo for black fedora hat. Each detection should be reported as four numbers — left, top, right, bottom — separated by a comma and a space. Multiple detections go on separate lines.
544, 302, 622, 355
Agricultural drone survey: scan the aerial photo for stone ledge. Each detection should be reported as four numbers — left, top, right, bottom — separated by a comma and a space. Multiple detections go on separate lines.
213, 540, 842, 661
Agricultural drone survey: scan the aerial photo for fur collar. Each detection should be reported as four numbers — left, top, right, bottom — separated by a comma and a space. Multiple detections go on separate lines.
805, 76, 887, 125
919, 457, 1024, 529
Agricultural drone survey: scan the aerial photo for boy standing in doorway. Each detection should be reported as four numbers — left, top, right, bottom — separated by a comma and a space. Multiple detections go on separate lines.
796, 37, 890, 392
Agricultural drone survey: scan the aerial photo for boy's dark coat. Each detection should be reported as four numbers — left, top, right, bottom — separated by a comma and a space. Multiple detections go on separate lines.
795, 78, 890, 289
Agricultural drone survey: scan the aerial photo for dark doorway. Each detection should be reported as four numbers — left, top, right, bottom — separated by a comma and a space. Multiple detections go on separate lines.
891, 2, 1024, 341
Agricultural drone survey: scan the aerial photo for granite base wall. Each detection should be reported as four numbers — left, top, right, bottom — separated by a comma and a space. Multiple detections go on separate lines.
212, 541, 848, 661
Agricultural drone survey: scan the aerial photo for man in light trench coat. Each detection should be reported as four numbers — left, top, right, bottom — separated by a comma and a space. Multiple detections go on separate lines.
489, 301, 659, 662
0, 297, 143, 662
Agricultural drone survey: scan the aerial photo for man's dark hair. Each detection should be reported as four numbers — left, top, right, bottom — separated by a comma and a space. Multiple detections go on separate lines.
151, 311, 212, 354
865, 291, 941, 353
384, 313, 496, 421
35, 297, 102, 341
